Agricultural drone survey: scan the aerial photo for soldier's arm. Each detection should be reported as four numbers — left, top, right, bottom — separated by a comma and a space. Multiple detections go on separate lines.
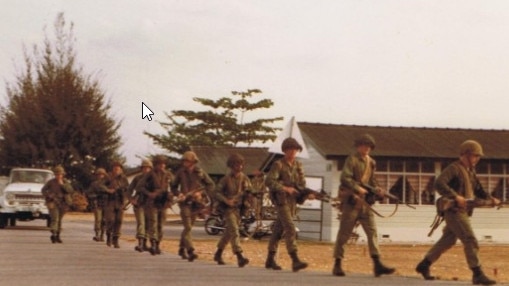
340, 156, 362, 194
434, 164, 460, 199
265, 161, 284, 193
214, 176, 228, 203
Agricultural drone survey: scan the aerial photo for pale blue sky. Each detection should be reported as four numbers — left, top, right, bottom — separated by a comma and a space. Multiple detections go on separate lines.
1, 1, 509, 165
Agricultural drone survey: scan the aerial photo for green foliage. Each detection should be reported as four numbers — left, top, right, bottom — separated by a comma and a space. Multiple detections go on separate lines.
145, 89, 283, 155
0, 13, 122, 187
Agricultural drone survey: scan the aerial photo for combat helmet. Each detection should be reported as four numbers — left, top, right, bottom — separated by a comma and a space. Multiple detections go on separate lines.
53, 165, 65, 175
152, 155, 166, 165
460, 140, 484, 156
95, 168, 107, 176
182, 151, 199, 163
227, 153, 245, 168
354, 134, 376, 150
281, 137, 303, 152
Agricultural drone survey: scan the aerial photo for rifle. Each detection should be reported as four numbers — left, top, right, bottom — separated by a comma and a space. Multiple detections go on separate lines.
174, 186, 206, 205
360, 183, 416, 210
295, 186, 331, 204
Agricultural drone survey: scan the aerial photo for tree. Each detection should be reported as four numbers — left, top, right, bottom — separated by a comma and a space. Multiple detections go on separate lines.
0, 13, 122, 187
145, 89, 283, 155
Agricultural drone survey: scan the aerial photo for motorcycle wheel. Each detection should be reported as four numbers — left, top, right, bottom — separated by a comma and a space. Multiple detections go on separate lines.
204, 216, 222, 235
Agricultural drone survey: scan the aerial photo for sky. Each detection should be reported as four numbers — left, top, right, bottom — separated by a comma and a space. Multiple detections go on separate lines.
2, 0, 509, 166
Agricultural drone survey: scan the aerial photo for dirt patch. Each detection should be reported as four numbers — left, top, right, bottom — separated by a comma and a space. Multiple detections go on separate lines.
69, 213, 508, 283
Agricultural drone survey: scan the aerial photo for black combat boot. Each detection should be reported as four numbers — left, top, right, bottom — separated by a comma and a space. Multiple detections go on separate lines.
106, 232, 112, 247
235, 252, 249, 268
289, 251, 308, 272
415, 258, 435, 280
149, 239, 157, 255
372, 255, 395, 277
55, 232, 63, 243
265, 251, 282, 270
50, 232, 57, 243
178, 247, 188, 259
214, 248, 225, 265
187, 248, 198, 262
113, 236, 120, 248
155, 240, 161, 255
332, 258, 345, 276
134, 238, 144, 252
471, 266, 496, 285
93, 231, 100, 241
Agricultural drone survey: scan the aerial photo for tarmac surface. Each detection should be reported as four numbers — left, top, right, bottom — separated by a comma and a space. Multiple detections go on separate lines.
0, 215, 499, 286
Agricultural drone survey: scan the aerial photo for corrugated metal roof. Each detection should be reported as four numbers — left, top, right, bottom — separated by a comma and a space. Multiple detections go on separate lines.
190, 146, 269, 175
298, 122, 509, 160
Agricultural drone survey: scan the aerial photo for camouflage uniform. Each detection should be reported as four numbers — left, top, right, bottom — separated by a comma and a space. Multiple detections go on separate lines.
264, 137, 308, 272
86, 168, 108, 241
416, 140, 497, 285
41, 166, 74, 243
333, 134, 394, 277
103, 164, 129, 248
138, 158, 173, 255
171, 151, 215, 262
213, 153, 251, 267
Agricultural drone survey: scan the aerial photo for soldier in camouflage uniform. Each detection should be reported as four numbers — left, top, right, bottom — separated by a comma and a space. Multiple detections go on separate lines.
41, 166, 75, 243
137, 155, 173, 255
264, 137, 308, 272
126, 159, 153, 252
416, 140, 499, 285
213, 153, 251, 267
86, 168, 108, 242
171, 151, 215, 262
333, 134, 395, 277
103, 162, 129, 248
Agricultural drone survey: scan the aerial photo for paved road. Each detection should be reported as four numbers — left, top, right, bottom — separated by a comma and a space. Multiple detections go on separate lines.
0, 216, 499, 286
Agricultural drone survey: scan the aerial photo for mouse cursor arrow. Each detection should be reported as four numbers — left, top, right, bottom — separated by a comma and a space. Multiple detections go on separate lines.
142, 102, 154, 121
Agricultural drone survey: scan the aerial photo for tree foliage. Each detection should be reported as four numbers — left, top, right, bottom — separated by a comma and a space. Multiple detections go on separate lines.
0, 13, 122, 187
145, 89, 283, 155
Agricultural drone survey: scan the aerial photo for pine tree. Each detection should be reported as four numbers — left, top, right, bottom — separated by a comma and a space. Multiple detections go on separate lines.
0, 13, 121, 187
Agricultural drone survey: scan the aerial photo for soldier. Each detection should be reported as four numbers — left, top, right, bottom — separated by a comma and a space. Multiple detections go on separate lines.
332, 134, 395, 277
264, 137, 308, 272
103, 161, 129, 248
86, 168, 108, 242
415, 140, 499, 285
41, 166, 75, 243
126, 159, 153, 252
171, 151, 215, 262
137, 155, 173, 255
213, 153, 251, 267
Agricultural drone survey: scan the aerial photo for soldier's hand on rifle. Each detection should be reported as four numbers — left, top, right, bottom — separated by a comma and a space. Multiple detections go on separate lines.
225, 198, 235, 207
192, 191, 202, 201
307, 193, 316, 200
455, 195, 467, 209
358, 187, 368, 196
492, 197, 501, 207
107, 188, 116, 194
283, 186, 297, 195
375, 187, 386, 197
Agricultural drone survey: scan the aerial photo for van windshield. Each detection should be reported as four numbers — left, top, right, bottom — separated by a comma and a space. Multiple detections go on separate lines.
9, 170, 53, 184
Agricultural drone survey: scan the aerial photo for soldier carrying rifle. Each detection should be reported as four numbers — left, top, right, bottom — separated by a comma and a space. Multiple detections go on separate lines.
213, 153, 252, 267
103, 161, 129, 248
416, 140, 500, 285
171, 151, 215, 262
333, 134, 395, 277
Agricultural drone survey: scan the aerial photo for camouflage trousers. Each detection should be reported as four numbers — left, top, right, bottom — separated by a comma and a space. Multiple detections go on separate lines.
104, 205, 124, 237
424, 209, 480, 268
48, 205, 66, 234
145, 206, 165, 241
268, 203, 298, 254
217, 208, 243, 253
333, 199, 380, 259
179, 204, 198, 250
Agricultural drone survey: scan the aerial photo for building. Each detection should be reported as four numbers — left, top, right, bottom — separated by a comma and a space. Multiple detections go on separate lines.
296, 122, 509, 243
